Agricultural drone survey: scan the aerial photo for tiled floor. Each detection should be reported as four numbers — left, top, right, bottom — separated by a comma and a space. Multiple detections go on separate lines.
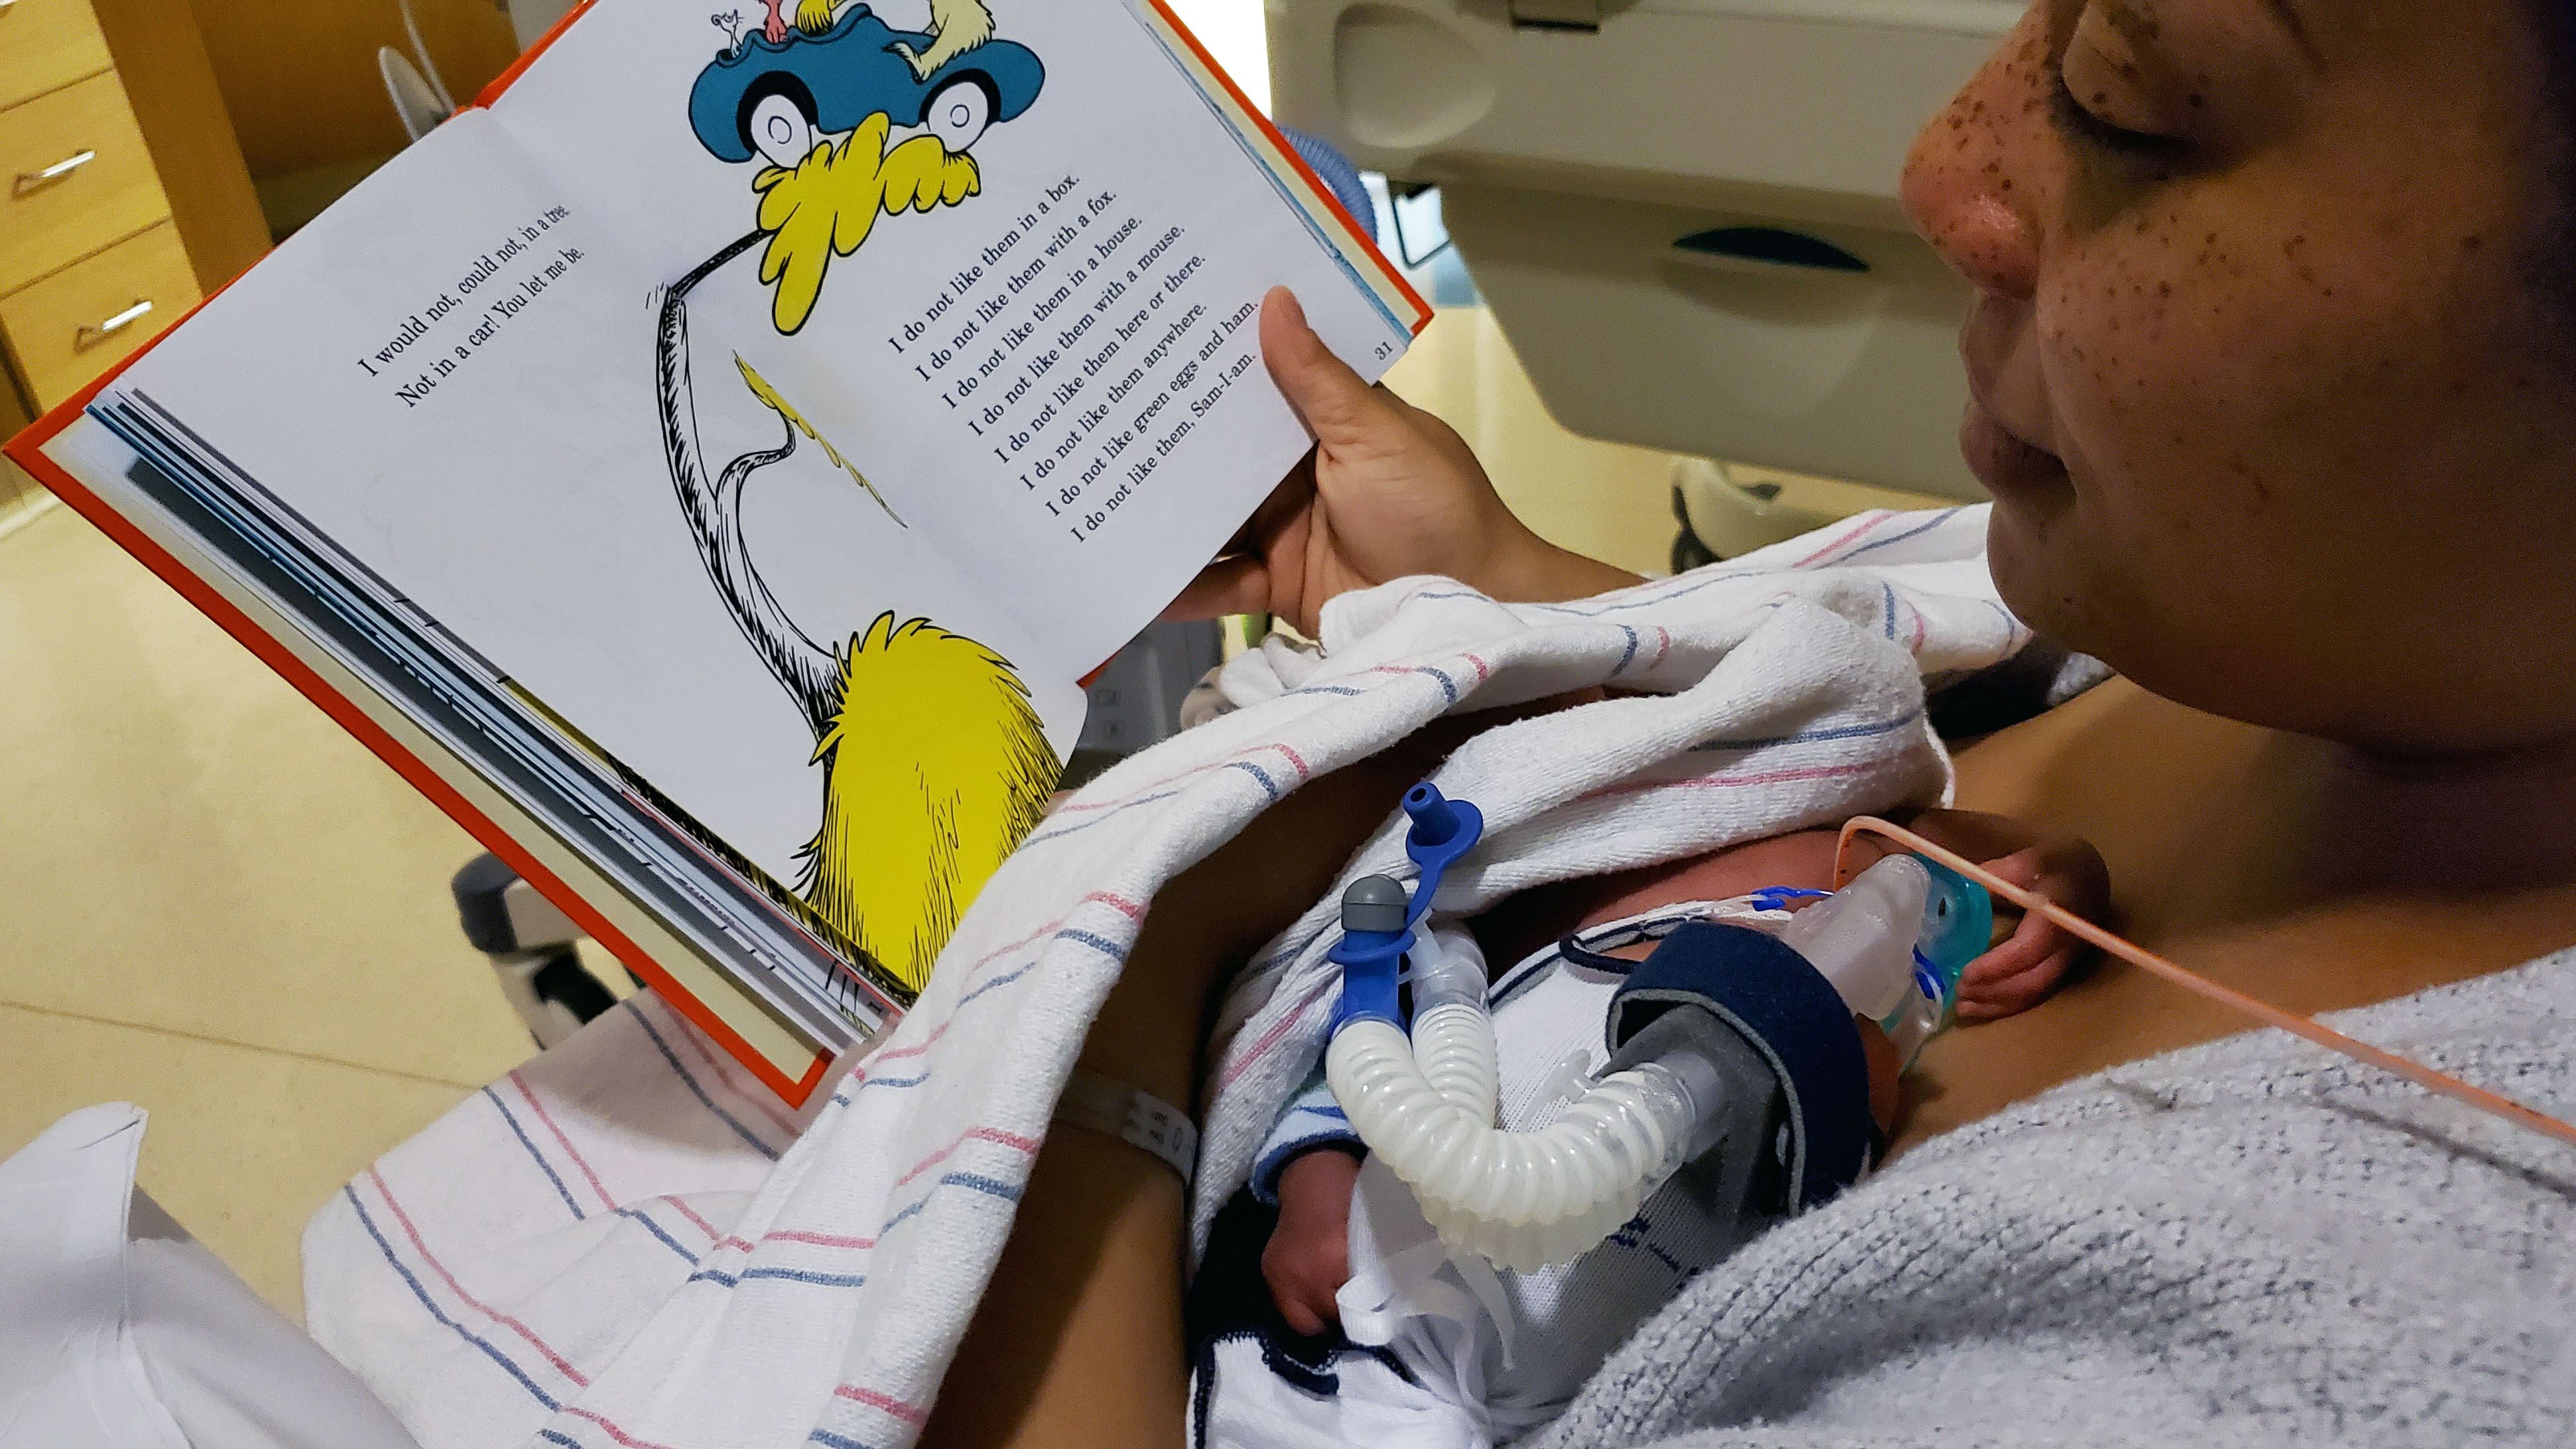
0, 306, 1692, 1320
0, 490, 540, 1318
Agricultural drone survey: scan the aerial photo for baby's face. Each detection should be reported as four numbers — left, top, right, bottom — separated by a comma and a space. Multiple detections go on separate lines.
1468, 829, 1847, 976
1472, 828, 1903, 1131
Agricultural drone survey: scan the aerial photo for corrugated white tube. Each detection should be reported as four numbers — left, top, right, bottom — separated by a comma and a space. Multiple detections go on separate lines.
1405, 931, 1497, 1122
1326, 1018, 1699, 1272
1409, 1002, 1498, 1121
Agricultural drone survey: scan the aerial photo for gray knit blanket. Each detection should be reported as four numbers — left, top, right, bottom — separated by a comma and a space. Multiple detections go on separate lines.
1540, 949, 2576, 1448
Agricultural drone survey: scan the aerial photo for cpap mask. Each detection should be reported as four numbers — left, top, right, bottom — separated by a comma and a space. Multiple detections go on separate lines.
1322, 783, 1991, 1273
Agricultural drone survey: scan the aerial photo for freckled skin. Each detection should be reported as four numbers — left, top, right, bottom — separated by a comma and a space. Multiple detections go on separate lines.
1902, 0, 2576, 752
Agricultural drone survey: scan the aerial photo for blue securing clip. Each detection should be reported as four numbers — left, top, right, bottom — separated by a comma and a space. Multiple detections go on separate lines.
1328, 783, 1484, 1033
1399, 783, 1482, 931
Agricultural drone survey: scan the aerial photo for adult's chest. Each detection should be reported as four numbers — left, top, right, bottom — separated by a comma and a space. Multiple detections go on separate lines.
1901, 679, 2576, 1156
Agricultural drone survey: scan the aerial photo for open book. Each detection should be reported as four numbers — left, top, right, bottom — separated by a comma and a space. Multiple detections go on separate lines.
5, 0, 1425, 1103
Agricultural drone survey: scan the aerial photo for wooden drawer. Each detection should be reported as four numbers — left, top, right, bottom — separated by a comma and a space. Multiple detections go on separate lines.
0, 69, 170, 294
0, 0, 115, 111
0, 220, 195, 407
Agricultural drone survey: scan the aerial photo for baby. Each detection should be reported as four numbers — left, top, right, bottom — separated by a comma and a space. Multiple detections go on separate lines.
1189, 810, 2108, 1448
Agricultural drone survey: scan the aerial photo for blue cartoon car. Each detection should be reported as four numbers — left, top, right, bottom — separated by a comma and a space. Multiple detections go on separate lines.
689, 5, 1045, 168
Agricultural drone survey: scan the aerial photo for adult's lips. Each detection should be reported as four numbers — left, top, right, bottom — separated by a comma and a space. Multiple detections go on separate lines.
1961, 393, 2069, 497
1958, 299, 2070, 497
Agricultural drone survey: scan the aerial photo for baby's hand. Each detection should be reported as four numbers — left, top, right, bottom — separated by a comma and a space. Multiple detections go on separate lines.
1901, 810, 2112, 1021
1958, 832, 2111, 1019
1261, 1147, 1363, 1338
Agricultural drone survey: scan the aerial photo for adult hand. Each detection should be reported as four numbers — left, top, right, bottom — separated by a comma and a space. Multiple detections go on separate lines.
1163, 288, 1638, 637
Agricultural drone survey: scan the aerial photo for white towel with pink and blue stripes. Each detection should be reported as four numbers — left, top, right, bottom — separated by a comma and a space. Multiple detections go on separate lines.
301, 506, 2028, 1449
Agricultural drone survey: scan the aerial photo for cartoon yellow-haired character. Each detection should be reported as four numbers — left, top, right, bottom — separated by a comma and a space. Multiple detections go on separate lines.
656, 267, 1058, 997
753, 114, 980, 334
801, 613, 1055, 988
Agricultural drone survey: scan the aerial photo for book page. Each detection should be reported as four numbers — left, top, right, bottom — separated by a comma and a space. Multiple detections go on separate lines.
36, 414, 853, 1077
489, 0, 1419, 675
91, 0, 1423, 1012
99, 108, 1078, 999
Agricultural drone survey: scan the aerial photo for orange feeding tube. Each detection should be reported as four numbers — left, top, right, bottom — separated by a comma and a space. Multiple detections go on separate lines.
1832, 817, 2576, 1151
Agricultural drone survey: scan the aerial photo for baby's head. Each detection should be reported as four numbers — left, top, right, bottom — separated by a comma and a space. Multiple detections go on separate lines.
1472, 814, 2106, 1029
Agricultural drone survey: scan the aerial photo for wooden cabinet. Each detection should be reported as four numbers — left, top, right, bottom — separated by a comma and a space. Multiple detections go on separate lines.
0, 221, 196, 405
0, 375, 31, 521
0, 0, 265, 428
0, 71, 172, 294
1, 0, 116, 111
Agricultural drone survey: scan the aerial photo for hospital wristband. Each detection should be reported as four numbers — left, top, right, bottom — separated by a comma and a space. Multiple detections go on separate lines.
1054, 1067, 1197, 1187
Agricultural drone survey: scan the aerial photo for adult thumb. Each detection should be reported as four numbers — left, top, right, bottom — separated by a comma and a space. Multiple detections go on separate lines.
1260, 286, 1386, 447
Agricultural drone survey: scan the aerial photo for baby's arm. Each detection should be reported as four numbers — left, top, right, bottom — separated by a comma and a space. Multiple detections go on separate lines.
1250, 1069, 1366, 1336
1262, 1146, 1362, 1338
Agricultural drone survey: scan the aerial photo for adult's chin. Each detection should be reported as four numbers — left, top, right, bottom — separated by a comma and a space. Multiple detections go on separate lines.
1982, 493, 2137, 685
1982, 491, 2069, 631
1984, 503, 2219, 720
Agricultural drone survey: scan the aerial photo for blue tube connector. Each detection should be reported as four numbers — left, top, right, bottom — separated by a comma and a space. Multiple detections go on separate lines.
1329, 875, 1410, 1031
1907, 857, 1993, 1017
1328, 782, 1484, 1033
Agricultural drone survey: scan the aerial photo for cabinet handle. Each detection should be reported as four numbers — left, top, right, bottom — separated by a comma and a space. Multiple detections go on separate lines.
14, 149, 96, 195
77, 299, 153, 348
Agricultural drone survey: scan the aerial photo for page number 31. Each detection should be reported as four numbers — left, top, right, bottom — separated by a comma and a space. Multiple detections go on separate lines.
1374, 342, 1393, 360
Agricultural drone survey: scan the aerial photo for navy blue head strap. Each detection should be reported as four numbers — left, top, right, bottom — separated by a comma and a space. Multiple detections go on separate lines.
1606, 920, 1878, 1211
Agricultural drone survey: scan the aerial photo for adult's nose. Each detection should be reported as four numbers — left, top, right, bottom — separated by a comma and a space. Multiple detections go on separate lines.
1901, 26, 2047, 302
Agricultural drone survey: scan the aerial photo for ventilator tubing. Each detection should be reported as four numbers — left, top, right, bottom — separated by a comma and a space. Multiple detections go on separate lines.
1326, 932, 1718, 1272
1326, 854, 1986, 1271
